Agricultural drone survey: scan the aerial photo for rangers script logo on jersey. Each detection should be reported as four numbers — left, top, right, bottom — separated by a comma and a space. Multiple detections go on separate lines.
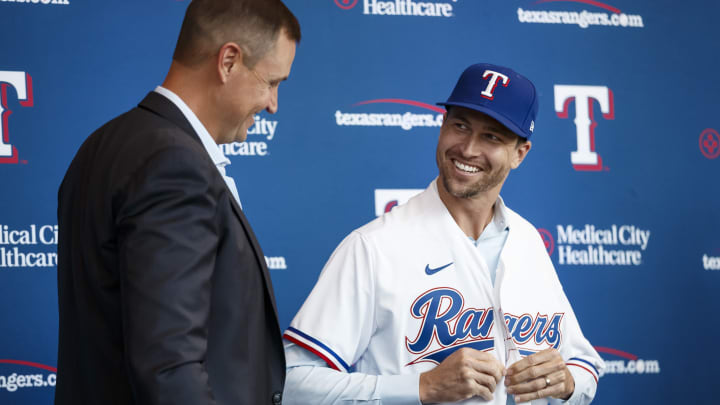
405, 287, 563, 365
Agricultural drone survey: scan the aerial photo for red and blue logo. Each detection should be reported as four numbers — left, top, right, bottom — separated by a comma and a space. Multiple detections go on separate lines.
538, 228, 555, 256
699, 128, 720, 160
405, 287, 563, 365
334, 0, 358, 10
0, 71, 33, 165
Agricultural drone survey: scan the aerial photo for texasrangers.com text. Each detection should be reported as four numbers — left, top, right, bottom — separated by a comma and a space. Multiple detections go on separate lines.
335, 111, 443, 130
0, 373, 56, 392
517, 8, 644, 29
599, 359, 660, 377
0, 0, 69, 5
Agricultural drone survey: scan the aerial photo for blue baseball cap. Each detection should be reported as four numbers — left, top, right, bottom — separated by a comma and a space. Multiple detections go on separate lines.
437, 63, 539, 139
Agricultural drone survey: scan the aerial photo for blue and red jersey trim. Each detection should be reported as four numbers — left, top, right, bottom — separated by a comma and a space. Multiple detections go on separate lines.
283, 327, 351, 372
566, 357, 599, 384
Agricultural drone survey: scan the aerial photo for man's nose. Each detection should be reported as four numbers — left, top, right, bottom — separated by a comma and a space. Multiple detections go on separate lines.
266, 87, 278, 114
458, 134, 483, 157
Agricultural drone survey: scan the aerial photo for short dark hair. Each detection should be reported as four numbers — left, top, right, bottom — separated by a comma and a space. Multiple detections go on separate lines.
173, 0, 301, 68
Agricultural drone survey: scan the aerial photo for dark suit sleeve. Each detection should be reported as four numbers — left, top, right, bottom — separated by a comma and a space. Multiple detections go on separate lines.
115, 144, 221, 404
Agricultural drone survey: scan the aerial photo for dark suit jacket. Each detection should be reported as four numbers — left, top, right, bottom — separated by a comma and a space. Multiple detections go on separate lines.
55, 92, 285, 405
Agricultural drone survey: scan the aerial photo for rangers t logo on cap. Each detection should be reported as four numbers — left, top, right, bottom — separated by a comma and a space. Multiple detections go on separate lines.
438, 63, 539, 140
480, 70, 510, 100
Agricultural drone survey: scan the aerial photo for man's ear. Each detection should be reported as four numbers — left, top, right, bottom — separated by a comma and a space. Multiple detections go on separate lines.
512, 140, 532, 169
217, 42, 243, 84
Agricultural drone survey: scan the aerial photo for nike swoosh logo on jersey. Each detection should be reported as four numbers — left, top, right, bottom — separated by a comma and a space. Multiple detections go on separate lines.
425, 262, 454, 275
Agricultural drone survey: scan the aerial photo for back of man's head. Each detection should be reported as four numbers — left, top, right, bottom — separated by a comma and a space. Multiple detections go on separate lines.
173, 0, 301, 69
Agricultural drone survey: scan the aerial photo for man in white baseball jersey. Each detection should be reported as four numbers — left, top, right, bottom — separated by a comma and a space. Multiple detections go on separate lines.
282, 63, 604, 405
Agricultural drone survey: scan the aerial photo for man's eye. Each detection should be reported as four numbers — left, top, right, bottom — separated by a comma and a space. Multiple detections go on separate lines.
455, 123, 469, 131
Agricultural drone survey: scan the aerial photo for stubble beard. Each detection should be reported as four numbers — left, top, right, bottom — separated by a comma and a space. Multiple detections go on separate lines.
439, 155, 509, 199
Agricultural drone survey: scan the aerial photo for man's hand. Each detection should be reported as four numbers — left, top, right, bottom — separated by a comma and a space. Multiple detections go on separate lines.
419, 348, 505, 403
505, 348, 574, 403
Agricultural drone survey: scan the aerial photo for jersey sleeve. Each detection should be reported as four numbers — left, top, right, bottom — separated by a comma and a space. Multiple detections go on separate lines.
282, 341, 420, 405
545, 258, 604, 404
284, 231, 377, 372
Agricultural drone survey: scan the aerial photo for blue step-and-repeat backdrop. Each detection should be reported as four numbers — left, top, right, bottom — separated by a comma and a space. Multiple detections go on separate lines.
1, 0, 719, 403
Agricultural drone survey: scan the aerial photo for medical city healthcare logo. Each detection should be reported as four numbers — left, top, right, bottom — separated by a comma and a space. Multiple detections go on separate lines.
0, 71, 33, 164
541, 224, 651, 267
0, 224, 58, 269
336, 99, 444, 132
554, 85, 614, 171
219, 113, 278, 157
538, 228, 555, 256
334, 0, 459, 17
517, 0, 644, 29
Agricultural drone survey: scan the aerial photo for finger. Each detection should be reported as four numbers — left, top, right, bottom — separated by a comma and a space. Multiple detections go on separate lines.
506, 348, 561, 375
506, 375, 548, 396
458, 367, 495, 401
472, 382, 494, 402
513, 379, 568, 404
468, 354, 505, 383
506, 361, 564, 386
467, 349, 502, 363
505, 355, 565, 385
545, 370, 566, 388
546, 369, 571, 399
471, 368, 498, 394
510, 369, 569, 403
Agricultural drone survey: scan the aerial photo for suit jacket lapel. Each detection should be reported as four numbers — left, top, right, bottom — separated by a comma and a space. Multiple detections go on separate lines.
138, 91, 280, 319
138, 92, 200, 146
228, 199, 280, 318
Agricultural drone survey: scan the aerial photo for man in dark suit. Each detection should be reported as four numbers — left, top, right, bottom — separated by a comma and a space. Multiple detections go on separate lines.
55, 1, 300, 404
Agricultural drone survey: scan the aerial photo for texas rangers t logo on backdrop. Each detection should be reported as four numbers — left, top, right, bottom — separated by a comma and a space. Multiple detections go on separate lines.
481, 70, 509, 100
554, 85, 614, 171
0, 71, 34, 164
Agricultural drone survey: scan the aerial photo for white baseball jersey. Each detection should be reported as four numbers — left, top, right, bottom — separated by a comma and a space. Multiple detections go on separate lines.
285, 180, 604, 405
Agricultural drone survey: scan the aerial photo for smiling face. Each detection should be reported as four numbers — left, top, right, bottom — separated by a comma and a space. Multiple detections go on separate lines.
215, 30, 296, 144
436, 106, 531, 200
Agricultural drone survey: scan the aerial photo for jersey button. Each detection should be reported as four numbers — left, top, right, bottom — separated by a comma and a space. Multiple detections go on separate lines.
272, 391, 282, 404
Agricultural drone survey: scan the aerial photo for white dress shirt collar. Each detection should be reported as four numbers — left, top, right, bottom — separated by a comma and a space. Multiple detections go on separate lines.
153, 86, 241, 207
153, 86, 230, 169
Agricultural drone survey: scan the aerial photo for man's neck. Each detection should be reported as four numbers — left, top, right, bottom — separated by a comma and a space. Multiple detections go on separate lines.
162, 61, 221, 144
437, 179, 501, 240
